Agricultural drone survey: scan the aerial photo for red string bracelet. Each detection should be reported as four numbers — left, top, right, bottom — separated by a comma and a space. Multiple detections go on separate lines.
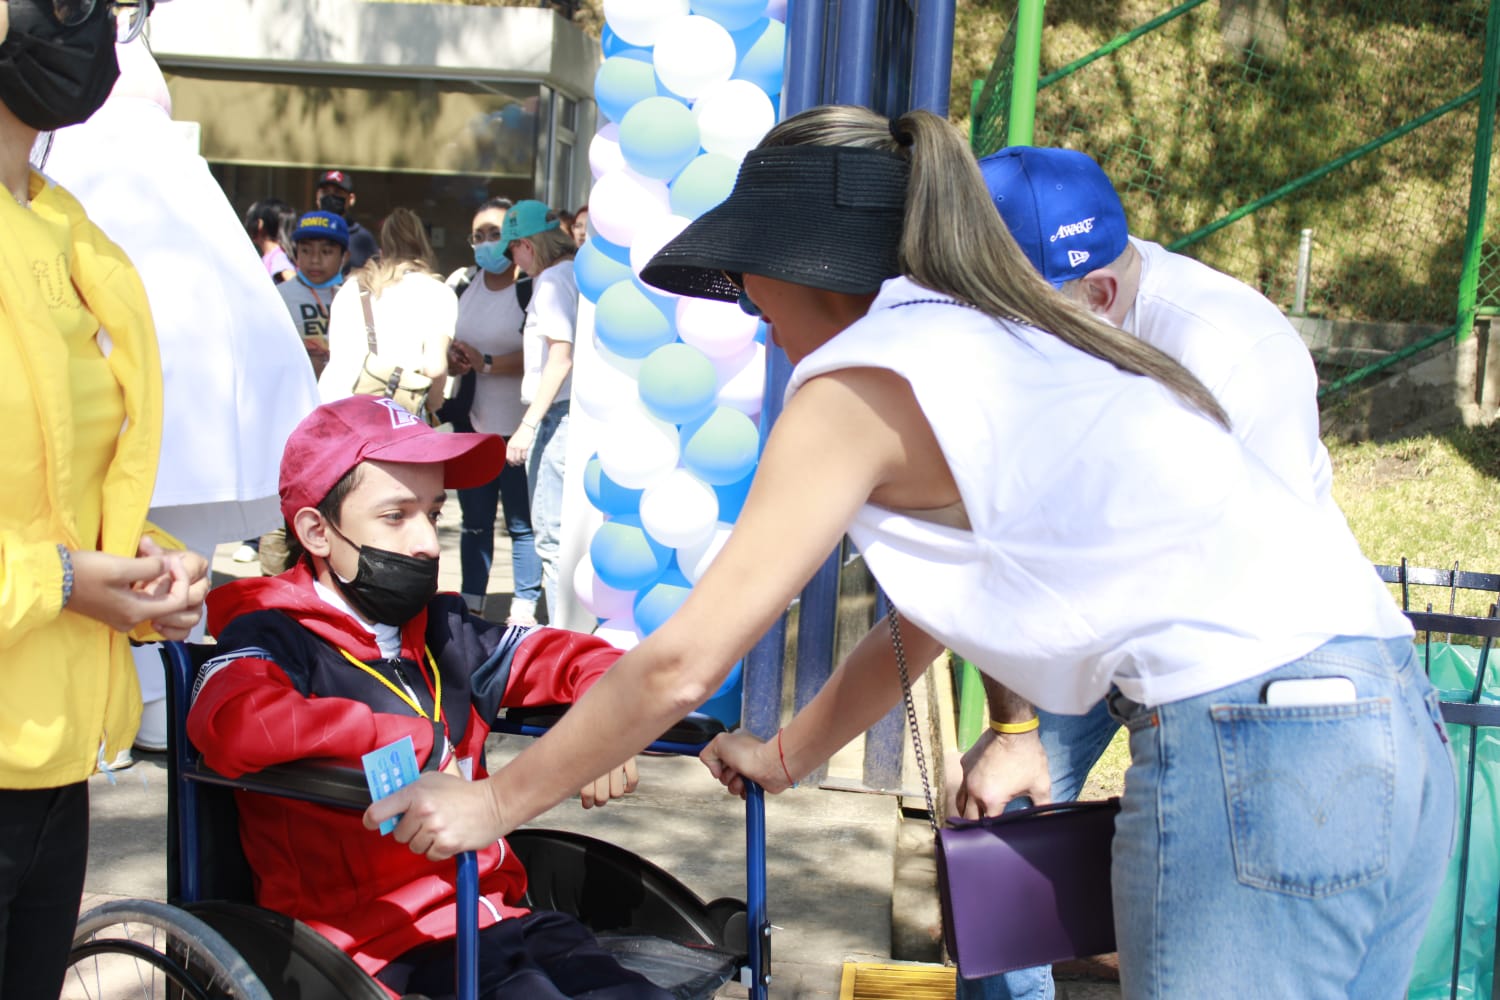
776, 727, 797, 788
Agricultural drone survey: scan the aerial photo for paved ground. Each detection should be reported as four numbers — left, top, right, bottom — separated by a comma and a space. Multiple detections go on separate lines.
77, 511, 1121, 998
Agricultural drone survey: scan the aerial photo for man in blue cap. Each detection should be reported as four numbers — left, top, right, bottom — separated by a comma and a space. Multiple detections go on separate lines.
960, 145, 1332, 1000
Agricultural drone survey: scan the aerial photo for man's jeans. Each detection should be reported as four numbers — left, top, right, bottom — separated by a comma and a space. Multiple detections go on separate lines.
458, 460, 540, 607
526, 399, 569, 614
961, 636, 1455, 999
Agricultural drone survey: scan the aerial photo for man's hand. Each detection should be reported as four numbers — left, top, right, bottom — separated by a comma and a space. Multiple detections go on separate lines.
364, 771, 507, 862
953, 728, 1052, 819
579, 758, 638, 809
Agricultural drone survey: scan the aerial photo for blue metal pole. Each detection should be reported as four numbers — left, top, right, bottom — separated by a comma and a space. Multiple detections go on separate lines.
783, 0, 827, 115
746, 783, 769, 1000
454, 852, 479, 1000
911, 0, 957, 114
833, 0, 880, 107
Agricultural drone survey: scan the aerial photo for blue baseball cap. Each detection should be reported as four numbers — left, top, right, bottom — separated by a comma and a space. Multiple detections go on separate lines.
291, 210, 350, 249
499, 200, 560, 243
977, 146, 1128, 287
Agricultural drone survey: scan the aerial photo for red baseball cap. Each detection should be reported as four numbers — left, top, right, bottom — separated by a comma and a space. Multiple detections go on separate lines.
279, 397, 504, 522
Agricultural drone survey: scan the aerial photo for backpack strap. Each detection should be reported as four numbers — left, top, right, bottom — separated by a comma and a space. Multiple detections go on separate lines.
358, 278, 379, 353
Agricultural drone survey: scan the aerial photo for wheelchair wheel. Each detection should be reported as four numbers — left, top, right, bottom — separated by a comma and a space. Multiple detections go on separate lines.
65, 899, 272, 1000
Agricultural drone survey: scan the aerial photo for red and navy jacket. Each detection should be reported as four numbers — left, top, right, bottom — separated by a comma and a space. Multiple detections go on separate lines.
186, 563, 623, 983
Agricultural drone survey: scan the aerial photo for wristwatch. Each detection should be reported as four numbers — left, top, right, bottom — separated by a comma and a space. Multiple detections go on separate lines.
481, 352, 493, 374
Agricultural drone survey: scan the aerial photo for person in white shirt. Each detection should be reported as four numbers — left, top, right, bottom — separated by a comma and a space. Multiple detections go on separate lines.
278, 210, 349, 379
319, 207, 456, 416
446, 197, 543, 625
952, 141, 1342, 1000
499, 200, 576, 618
365, 106, 1453, 1000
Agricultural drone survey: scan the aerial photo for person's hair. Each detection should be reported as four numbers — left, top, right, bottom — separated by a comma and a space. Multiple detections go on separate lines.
477, 196, 514, 216
243, 198, 293, 253
283, 465, 364, 567
573, 204, 589, 218
357, 207, 437, 297
558, 209, 575, 229
522, 214, 579, 273
758, 107, 1229, 429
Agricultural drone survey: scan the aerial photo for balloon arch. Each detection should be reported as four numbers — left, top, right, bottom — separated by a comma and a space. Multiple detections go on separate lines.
564, 0, 787, 725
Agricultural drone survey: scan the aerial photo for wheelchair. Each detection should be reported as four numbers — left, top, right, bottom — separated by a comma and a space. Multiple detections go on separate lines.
66, 641, 770, 1000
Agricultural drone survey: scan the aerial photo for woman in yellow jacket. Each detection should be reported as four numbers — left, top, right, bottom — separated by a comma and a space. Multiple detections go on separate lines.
0, 2, 209, 996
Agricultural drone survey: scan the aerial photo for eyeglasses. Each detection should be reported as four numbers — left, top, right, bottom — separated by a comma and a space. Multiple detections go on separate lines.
721, 271, 762, 318
48, 1, 161, 44
468, 226, 503, 247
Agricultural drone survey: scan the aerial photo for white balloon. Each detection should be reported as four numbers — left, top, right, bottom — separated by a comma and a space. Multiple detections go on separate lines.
589, 122, 626, 180
573, 337, 644, 422
573, 551, 637, 621
676, 521, 734, 583
594, 615, 642, 650
653, 15, 737, 99
692, 79, 776, 159
640, 468, 719, 549
628, 214, 692, 279
713, 341, 764, 416
597, 403, 681, 489
589, 168, 672, 247
675, 295, 760, 358
604, 0, 690, 46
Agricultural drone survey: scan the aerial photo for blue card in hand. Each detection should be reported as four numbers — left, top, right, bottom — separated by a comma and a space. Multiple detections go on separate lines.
362, 735, 420, 835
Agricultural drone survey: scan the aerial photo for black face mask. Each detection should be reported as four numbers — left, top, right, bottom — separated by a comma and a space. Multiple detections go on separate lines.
0, 0, 120, 132
327, 523, 439, 626
318, 193, 348, 217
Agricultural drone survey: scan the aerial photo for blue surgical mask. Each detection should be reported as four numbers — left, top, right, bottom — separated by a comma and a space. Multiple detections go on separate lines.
473, 240, 511, 274
301, 271, 345, 291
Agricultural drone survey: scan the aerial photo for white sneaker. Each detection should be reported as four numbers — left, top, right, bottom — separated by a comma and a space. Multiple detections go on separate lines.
133, 698, 168, 752
232, 543, 259, 563
506, 598, 538, 627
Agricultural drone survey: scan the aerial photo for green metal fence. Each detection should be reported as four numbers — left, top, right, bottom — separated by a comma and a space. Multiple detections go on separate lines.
970, 0, 1500, 399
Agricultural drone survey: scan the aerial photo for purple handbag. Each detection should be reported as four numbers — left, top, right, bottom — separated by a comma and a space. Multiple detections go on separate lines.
888, 610, 1121, 980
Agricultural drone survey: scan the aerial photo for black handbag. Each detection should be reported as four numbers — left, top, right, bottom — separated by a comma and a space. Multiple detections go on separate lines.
888, 610, 1120, 980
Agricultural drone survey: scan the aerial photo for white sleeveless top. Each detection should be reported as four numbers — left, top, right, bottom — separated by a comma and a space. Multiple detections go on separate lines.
787, 277, 1410, 712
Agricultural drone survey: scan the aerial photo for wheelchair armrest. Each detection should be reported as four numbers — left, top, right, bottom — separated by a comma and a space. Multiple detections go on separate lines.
182, 758, 373, 811
495, 705, 728, 750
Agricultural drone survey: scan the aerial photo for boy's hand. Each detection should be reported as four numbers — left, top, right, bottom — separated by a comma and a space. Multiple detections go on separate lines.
579, 759, 638, 809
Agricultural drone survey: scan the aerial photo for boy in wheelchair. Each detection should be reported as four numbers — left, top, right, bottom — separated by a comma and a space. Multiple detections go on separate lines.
186, 396, 671, 1000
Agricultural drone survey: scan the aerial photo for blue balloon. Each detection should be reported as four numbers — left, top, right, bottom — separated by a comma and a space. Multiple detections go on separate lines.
583, 455, 644, 517
639, 343, 718, 426
632, 271, 680, 318
590, 515, 672, 591
590, 233, 632, 265
618, 96, 701, 181
669, 152, 740, 220
713, 469, 755, 521
730, 18, 785, 96
595, 56, 660, 125
682, 407, 761, 485
601, 26, 654, 61
594, 281, 677, 359
692, 0, 769, 32
633, 565, 694, 636
574, 239, 634, 303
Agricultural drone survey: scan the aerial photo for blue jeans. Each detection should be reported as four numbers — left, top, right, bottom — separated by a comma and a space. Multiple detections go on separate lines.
458, 461, 540, 607
963, 636, 1456, 999
526, 399, 569, 614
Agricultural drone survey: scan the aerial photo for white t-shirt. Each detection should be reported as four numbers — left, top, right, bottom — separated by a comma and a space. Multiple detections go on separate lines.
787, 276, 1411, 713
1125, 237, 1332, 504
278, 277, 338, 340
455, 274, 527, 435
520, 259, 577, 406
319, 270, 457, 403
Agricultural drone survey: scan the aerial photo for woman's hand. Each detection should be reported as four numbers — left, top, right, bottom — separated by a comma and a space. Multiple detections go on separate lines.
365, 771, 509, 861
506, 423, 535, 466
138, 538, 210, 641
449, 341, 480, 376
579, 758, 639, 809
700, 729, 790, 798
67, 539, 207, 636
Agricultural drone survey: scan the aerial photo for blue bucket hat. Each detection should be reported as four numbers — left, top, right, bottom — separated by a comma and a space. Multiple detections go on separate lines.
977, 146, 1128, 288
500, 200, 560, 243
291, 210, 350, 249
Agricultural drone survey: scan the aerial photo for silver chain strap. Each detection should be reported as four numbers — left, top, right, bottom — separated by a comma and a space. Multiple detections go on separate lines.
888, 608, 942, 837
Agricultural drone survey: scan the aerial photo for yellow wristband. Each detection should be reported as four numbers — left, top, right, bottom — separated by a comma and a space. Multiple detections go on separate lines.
990, 717, 1040, 735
